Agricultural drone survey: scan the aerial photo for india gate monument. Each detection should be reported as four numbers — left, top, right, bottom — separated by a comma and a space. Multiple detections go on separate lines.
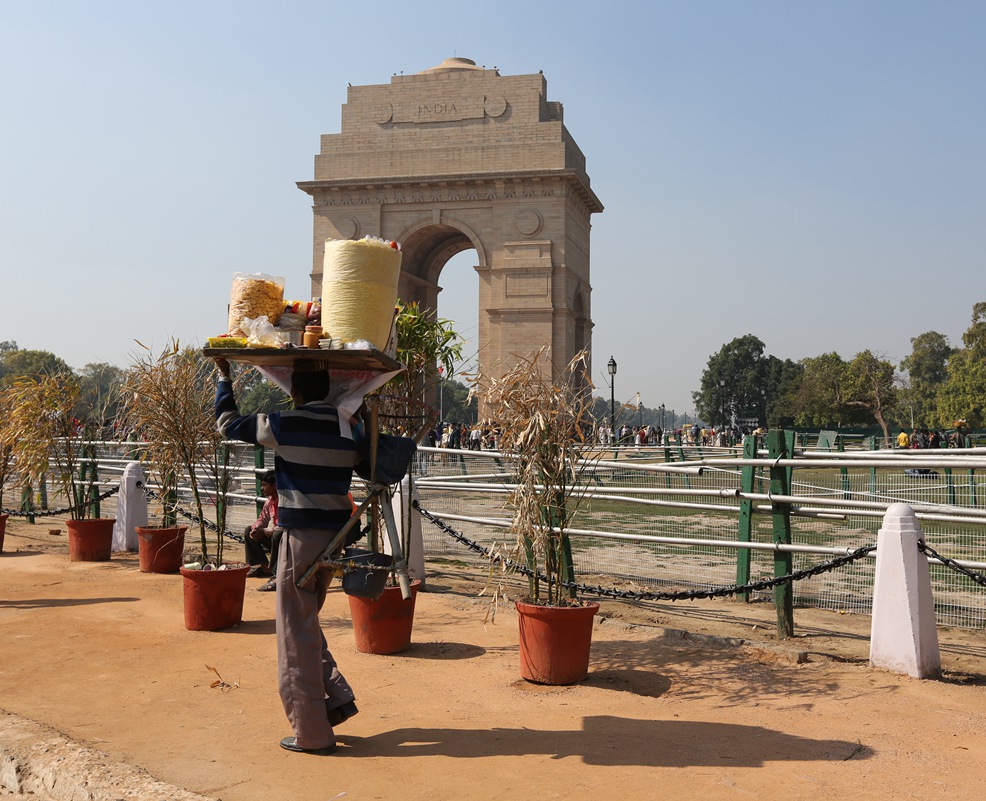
297, 56, 603, 385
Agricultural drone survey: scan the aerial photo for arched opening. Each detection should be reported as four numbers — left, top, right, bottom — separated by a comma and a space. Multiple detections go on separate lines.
396, 224, 481, 424
434, 250, 479, 373
431, 249, 479, 425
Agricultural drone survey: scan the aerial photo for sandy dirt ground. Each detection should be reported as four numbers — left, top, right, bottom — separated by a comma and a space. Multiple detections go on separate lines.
2, 516, 986, 801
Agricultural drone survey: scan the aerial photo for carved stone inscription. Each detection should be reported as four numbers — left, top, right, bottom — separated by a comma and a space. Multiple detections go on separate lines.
390, 96, 485, 124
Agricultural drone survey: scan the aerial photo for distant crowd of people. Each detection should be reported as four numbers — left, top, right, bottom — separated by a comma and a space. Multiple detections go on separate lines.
400, 420, 975, 455
424, 421, 501, 451
416, 421, 770, 452
896, 426, 970, 449
418, 421, 764, 452
596, 423, 758, 448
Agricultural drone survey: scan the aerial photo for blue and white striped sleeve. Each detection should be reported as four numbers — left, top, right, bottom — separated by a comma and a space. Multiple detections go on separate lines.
215, 378, 279, 448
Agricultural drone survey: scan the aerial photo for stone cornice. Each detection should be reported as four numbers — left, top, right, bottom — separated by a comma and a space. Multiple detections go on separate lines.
298, 169, 603, 215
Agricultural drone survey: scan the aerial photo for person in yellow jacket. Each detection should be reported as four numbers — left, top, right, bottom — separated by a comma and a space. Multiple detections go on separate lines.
896, 430, 910, 449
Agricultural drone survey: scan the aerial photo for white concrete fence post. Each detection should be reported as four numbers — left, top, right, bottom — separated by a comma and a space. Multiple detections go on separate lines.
111, 461, 148, 553
384, 476, 425, 586
869, 503, 941, 678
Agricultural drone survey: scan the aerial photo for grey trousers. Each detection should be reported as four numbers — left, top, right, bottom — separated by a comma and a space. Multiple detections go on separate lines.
275, 527, 355, 750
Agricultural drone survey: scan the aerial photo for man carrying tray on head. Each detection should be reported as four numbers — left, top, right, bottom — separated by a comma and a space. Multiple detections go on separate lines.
212, 357, 359, 755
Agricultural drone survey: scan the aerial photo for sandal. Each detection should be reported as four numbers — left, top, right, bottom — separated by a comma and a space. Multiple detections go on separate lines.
279, 736, 336, 755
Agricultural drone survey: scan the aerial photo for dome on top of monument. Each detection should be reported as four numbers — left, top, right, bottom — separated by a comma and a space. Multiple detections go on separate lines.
418, 57, 487, 74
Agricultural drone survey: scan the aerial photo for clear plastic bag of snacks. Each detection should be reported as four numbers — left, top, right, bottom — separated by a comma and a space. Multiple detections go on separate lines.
228, 273, 284, 335
240, 315, 281, 347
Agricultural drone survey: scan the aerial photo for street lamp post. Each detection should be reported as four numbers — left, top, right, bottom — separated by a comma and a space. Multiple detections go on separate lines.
760, 387, 767, 428
607, 356, 617, 445
636, 392, 642, 429
659, 403, 665, 432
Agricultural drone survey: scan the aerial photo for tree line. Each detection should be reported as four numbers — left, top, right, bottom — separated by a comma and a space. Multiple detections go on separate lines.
689, 302, 986, 439
0, 340, 479, 430
5, 297, 983, 444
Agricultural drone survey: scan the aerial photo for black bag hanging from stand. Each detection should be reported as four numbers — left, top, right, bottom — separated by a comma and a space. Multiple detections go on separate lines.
355, 434, 417, 485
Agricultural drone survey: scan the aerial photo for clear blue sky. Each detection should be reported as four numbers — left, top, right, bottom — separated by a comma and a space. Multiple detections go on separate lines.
2, 1, 983, 417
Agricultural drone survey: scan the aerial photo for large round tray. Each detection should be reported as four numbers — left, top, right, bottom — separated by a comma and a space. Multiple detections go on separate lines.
201, 347, 402, 373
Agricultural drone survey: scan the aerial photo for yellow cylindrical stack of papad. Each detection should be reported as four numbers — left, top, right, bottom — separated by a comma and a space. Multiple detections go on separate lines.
321, 237, 402, 350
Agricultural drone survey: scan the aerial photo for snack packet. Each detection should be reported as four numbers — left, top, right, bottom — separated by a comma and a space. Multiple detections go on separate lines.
228, 273, 285, 335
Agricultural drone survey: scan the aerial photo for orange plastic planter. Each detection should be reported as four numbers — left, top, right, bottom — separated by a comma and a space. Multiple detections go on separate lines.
66, 518, 115, 562
348, 580, 421, 654
136, 526, 186, 573
179, 564, 249, 631
516, 599, 599, 685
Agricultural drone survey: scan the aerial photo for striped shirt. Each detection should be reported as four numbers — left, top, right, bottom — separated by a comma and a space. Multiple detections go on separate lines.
215, 378, 356, 530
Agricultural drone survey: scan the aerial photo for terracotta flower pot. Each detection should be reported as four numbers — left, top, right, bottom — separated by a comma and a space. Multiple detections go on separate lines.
348, 580, 421, 655
0, 513, 7, 554
515, 599, 600, 685
136, 526, 187, 574
179, 563, 249, 631
66, 518, 115, 562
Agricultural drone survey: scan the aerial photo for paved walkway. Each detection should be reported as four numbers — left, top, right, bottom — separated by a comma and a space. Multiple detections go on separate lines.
2, 517, 985, 801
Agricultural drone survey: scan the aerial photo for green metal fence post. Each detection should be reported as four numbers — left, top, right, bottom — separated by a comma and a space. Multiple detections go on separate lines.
163, 488, 177, 528
547, 490, 577, 602
21, 485, 35, 525
675, 440, 691, 490
838, 436, 850, 500
767, 429, 795, 638
736, 435, 757, 600
85, 443, 99, 518
946, 467, 956, 506
868, 436, 878, 498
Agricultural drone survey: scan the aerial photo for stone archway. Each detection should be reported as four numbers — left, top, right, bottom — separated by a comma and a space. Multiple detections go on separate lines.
297, 57, 603, 387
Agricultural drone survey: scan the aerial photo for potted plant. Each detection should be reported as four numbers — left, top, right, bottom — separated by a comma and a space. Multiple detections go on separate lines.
121, 341, 247, 629
118, 350, 187, 575
7, 374, 117, 560
346, 302, 463, 654
473, 348, 600, 685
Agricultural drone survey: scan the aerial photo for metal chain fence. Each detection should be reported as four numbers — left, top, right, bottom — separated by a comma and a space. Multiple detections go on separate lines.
412, 499, 879, 603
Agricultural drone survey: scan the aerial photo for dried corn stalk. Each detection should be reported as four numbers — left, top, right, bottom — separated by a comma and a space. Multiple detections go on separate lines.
120, 340, 238, 566
470, 348, 597, 607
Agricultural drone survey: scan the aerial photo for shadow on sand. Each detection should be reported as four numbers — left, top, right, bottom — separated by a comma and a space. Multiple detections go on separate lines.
341, 716, 872, 765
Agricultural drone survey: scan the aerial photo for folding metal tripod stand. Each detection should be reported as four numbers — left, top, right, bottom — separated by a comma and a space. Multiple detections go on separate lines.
296, 408, 414, 599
